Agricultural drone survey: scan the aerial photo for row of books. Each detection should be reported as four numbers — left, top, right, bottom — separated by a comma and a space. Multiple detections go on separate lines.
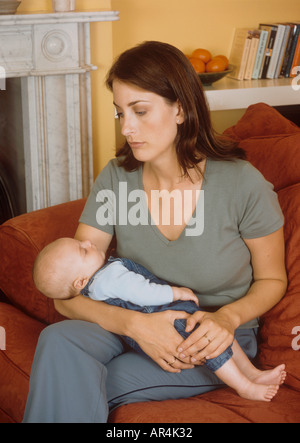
229, 23, 300, 81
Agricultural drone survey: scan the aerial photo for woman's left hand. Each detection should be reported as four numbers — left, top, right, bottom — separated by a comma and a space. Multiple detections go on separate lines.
177, 310, 235, 363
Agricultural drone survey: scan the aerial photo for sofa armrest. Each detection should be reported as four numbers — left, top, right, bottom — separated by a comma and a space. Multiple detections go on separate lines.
0, 199, 86, 324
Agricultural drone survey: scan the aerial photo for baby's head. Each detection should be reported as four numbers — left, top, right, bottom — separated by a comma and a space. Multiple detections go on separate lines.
33, 238, 106, 300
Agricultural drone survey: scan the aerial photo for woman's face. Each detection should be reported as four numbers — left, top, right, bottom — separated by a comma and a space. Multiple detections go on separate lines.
113, 80, 183, 165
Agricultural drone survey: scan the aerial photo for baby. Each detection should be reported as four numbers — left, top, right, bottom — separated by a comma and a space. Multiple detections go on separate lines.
33, 237, 286, 402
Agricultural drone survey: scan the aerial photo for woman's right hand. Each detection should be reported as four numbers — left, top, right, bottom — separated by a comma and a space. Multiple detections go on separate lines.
129, 310, 197, 373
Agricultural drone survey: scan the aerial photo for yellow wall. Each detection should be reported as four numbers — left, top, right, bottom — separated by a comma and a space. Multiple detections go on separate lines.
111, 0, 300, 59
18, 0, 300, 175
18, 0, 49, 11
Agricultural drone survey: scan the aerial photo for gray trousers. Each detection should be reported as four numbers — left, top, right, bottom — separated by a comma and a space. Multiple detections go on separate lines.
23, 320, 258, 423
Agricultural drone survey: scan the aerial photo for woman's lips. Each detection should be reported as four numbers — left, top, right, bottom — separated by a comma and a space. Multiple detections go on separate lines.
128, 142, 145, 149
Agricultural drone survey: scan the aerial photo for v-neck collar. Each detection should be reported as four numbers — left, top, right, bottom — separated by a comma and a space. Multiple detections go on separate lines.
137, 159, 209, 245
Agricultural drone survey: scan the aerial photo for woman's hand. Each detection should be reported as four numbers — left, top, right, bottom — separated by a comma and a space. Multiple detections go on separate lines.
129, 310, 197, 373
177, 310, 236, 364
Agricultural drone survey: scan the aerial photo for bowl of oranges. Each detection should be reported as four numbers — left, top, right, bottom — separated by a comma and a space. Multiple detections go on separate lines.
187, 49, 233, 86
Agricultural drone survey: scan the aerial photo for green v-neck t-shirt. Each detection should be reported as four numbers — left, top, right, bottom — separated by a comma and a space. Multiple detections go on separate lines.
79, 158, 284, 329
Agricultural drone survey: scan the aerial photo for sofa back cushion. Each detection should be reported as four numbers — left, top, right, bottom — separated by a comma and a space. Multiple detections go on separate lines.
224, 103, 300, 192
258, 184, 300, 391
224, 103, 300, 391
224, 102, 300, 139
0, 199, 86, 324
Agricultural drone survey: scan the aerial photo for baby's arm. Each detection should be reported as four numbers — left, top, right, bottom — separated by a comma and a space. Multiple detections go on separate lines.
88, 262, 174, 306
172, 287, 199, 306
89, 262, 199, 307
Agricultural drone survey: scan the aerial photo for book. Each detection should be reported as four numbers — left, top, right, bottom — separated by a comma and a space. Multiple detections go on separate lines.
290, 27, 300, 77
267, 24, 287, 78
228, 20, 300, 80
252, 30, 269, 79
285, 24, 300, 77
229, 28, 254, 80
274, 25, 293, 78
280, 24, 298, 76
245, 30, 261, 79
259, 24, 278, 78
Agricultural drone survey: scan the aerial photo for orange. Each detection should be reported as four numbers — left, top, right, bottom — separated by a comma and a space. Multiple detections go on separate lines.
213, 55, 229, 69
189, 57, 206, 74
206, 58, 227, 73
192, 48, 212, 64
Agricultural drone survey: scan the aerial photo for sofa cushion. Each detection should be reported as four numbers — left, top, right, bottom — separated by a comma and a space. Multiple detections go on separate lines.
0, 303, 45, 423
224, 103, 300, 192
258, 183, 300, 392
239, 133, 300, 192
109, 386, 300, 423
224, 102, 300, 139
0, 199, 86, 324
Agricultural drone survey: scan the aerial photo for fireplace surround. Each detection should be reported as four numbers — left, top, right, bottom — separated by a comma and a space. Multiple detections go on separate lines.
0, 10, 119, 220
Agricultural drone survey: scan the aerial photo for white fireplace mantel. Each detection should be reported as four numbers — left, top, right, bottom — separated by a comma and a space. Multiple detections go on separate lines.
0, 10, 119, 26
0, 11, 119, 78
0, 11, 119, 213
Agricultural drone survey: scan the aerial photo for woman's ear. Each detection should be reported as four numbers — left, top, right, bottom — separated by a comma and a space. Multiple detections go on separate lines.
73, 277, 89, 291
176, 101, 185, 124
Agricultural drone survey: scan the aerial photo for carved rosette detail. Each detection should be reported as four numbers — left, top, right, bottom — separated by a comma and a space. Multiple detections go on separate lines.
42, 30, 72, 62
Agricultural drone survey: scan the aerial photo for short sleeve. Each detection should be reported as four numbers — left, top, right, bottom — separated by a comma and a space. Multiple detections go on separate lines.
79, 161, 115, 235
237, 162, 284, 239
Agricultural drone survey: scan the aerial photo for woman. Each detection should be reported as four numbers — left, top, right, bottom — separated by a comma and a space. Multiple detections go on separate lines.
23, 41, 287, 423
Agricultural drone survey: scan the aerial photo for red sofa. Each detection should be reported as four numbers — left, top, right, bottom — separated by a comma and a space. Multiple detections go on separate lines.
0, 103, 299, 423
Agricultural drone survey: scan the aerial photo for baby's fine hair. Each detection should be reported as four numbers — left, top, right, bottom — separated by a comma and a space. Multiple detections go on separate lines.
33, 239, 77, 300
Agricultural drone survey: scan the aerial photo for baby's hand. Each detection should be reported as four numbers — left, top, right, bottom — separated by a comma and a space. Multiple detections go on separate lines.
172, 287, 199, 306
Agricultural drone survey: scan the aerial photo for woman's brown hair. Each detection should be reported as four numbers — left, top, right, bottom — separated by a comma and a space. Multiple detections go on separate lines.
106, 41, 245, 175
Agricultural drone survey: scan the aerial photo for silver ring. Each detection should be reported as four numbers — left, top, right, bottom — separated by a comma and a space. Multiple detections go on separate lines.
169, 358, 177, 365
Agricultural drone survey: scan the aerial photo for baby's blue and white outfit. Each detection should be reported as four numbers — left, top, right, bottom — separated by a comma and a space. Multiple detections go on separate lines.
81, 257, 233, 372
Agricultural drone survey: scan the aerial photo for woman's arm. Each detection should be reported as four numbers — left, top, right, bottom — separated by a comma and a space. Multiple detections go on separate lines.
54, 292, 152, 341
220, 227, 287, 330
177, 228, 288, 362
54, 223, 194, 373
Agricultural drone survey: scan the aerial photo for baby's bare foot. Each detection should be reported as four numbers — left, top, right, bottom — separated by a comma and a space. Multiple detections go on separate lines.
252, 364, 286, 386
263, 385, 280, 402
237, 381, 279, 402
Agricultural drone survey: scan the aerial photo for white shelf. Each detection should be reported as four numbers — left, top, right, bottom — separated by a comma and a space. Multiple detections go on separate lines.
204, 77, 299, 111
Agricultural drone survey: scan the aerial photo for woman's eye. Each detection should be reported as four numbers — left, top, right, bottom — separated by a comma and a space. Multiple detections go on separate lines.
116, 110, 146, 119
